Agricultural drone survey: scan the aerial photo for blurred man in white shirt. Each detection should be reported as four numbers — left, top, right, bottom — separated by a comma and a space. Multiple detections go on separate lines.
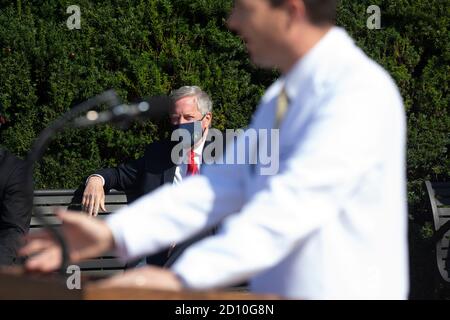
21, 0, 409, 299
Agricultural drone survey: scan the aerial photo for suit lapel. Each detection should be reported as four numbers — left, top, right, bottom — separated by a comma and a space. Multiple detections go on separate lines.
161, 133, 216, 183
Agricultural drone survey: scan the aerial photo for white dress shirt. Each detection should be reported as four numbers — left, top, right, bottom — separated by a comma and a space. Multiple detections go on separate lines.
107, 27, 409, 299
173, 138, 206, 185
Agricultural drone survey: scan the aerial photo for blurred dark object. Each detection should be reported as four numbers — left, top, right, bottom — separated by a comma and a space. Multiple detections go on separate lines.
0, 148, 33, 266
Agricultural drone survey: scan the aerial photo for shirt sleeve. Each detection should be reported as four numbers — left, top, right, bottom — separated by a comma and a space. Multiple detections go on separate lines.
86, 174, 105, 186
170, 92, 394, 289
106, 150, 247, 261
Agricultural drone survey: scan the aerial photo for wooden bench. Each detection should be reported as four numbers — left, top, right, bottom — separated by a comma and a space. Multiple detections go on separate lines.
30, 189, 128, 278
425, 181, 450, 282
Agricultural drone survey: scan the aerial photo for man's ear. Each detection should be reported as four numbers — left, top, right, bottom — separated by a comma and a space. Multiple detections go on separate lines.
204, 112, 212, 128
286, 0, 307, 23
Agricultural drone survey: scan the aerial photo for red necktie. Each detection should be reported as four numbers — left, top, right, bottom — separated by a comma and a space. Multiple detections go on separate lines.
187, 149, 199, 176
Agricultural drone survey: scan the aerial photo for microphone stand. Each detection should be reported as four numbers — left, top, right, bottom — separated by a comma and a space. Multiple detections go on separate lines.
25, 90, 120, 276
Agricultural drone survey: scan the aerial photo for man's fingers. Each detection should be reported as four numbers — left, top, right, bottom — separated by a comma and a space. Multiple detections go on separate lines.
56, 209, 86, 224
19, 238, 54, 257
93, 198, 100, 217
23, 230, 52, 242
91, 267, 183, 291
89, 195, 97, 216
25, 246, 63, 273
70, 245, 104, 263
82, 196, 89, 214
100, 199, 107, 213
82, 194, 89, 212
84, 194, 96, 215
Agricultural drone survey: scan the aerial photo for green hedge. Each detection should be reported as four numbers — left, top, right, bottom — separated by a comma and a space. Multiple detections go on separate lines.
0, 0, 274, 188
337, 0, 449, 298
0, 0, 448, 298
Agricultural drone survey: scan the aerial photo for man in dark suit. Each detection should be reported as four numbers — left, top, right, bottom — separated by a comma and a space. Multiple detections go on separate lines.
0, 103, 33, 266
77, 86, 216, 267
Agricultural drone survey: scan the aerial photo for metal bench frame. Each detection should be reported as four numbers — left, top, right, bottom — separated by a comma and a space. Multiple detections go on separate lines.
425, 181, 450, 282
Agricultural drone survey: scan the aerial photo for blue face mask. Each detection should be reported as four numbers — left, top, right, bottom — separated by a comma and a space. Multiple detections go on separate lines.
171, 119, 205, 149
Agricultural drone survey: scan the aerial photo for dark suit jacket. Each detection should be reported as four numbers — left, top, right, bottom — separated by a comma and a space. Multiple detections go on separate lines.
0, 148, 33, 266
96, 139, 180, 204
74, 138, 218, 267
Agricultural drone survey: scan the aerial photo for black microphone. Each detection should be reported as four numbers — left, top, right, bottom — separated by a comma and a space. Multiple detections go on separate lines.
25, 89, 120, 276
72, 95, 171, 128
24, 90, 169, 276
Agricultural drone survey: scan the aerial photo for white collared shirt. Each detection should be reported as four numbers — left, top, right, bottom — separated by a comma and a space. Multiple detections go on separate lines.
173, 138, 206, 185
107, 27, 409, 299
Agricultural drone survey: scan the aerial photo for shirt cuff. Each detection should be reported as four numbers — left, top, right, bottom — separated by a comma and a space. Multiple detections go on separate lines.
86, 174, 105, 186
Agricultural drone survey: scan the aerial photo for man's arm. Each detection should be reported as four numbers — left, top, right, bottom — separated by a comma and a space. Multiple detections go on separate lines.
82, 157, 143, 215
94, 157, 143, 193
20, 140, 247, 271
106, 150, 247, 262
0, 161, 32, 266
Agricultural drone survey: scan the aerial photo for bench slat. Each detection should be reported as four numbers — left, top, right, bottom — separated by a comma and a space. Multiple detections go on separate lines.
33, 190, 126, 196
81, 269, 124, 279
435, 189, 450, 197
30, 215, 109, 228
34, 196, 128, 205
31, 204, 126, 216
30, 189, 129, 276
32, 206, 69, 215
33, 196, 76, 205
103, 204, 127, 212
437, 200, 450, 207
437, 215, 450, 230
79, 258, 126, 269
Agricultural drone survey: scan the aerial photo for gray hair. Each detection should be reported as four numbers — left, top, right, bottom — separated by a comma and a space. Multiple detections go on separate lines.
169, 86, 213, 115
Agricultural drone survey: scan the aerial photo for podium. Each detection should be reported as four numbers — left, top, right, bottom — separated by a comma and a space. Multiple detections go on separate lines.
0, 269, 279, 300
